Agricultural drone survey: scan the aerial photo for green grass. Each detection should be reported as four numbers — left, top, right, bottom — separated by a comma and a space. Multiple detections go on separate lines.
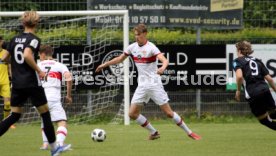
0, 122, 275, 156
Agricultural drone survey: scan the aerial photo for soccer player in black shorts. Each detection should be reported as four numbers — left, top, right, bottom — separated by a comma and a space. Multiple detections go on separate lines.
0, 11, 64, 156
233, 40, 276, 130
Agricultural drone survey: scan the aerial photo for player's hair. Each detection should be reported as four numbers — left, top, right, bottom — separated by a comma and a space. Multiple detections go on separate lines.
39, 44, 53, 56
133, 23, 147, 34
0, 35, 3, 40
21, 11, 40, 28
235, 40, 254, 56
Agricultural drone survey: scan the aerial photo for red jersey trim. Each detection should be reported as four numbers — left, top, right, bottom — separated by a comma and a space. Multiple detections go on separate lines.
132, 55, 158, 63
48, 72, 62, 80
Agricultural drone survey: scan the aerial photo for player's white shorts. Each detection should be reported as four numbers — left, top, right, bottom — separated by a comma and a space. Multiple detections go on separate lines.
131, 85, 169, 105
47, 100, 67, 122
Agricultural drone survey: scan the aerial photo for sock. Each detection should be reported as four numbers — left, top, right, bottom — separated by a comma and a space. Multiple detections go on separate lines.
269, 112, 276, 120
41, 128, 49, 145
136, 114, 157, 135
260, 116, 276, 130
0, 112, 21, 136
3, 101, 11, 119
56, 126, 67, 146
40, 111, 56, 144
172, 112, 192, 135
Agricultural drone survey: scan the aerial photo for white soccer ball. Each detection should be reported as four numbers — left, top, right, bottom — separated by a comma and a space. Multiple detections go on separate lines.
91, 128, 106, 142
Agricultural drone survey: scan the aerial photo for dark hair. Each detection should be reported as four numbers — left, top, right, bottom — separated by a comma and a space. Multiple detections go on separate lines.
39, 44, 53, 56
235, 40, 254, 56
0, 36, 3, 40
133, 24, 147, 34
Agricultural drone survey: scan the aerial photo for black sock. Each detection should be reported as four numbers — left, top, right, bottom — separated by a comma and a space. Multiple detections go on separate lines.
0, 112, 21, 136
259, 117, 276, 130
269, 112, 276, 119
41, 111, 56, 143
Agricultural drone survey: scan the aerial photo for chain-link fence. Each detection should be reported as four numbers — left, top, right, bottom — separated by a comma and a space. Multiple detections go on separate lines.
0, 91, 250, 124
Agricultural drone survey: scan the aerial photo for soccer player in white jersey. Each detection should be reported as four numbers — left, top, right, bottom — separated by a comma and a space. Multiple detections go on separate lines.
38, 45, 72, 150
96, 24, 201, 140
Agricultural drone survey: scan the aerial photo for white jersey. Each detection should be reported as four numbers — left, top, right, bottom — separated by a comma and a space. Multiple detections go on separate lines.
125, 41, 162, 86
38, 59, 69, 101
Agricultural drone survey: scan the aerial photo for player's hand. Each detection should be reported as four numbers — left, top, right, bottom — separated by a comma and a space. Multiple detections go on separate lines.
96, 64, 106, 73
38, 71, 47, 81
65, 95, 72, 105
235, 90, 241, 102
157, 67, 165, 75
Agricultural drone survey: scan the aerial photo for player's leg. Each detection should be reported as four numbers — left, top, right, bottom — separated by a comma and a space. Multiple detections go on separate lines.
0, 106, 22, 136
36, 105, 57, 149
3, 97, 16, 129
129, 104, 159, 139
129, 86, 159, 140
1, 84, 16, 129
151, 85, 201, 140
250, 91, 276, 130
0, 87, 26, 136
3, 97, 11, 119
31, 87, 58, 153
49, 101, 70, 147
56, 120, 68, 146
258, 112, 276, 130
40, 121, 49, 150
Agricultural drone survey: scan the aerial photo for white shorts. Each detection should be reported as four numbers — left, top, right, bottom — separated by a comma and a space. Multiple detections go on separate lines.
47, 100, 67, 122
131, 85, 169, 105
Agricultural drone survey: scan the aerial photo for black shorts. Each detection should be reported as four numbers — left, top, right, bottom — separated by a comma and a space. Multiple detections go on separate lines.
11, 86, 47, 107
248, 91, 276, 117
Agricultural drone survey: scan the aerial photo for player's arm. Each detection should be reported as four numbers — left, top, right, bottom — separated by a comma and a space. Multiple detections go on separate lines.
264, 74, 276, 92
235, 68, 243, 101
0, 50, 10, 63
23, 47, 45, 78
8, 64, 12, 78
96, 53, 128, 72
157, 53, 168, 75
64, 71, 73, 104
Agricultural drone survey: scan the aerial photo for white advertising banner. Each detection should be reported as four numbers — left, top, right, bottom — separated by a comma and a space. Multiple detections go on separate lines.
226, 44, 276, 90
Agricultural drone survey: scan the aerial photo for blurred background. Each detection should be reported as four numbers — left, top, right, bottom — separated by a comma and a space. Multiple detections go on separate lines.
0, 0, 275, 124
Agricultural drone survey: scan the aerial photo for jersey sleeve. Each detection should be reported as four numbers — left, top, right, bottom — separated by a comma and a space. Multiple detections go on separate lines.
259, 61, 269, 76
232, 59, 242, 71
151, 44, 161, 55
124, 44, 132, 56
59, 63, 69, 74
26, 38, 40, 53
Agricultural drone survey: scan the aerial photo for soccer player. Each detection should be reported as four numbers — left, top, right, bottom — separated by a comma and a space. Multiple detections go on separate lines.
96, 24, 201, 140
0, 36, 15, 129
38, 45, 72, 150
0, 11, 66, 156
233, 40, 276, 130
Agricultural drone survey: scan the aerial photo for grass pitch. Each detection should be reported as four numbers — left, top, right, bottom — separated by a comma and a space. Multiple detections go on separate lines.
0, 121, 275, 156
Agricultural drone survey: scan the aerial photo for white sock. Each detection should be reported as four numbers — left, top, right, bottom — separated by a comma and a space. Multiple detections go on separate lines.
136, 114, 157, 135
56, 126, 67, 146
41, 128, 49, 145
172, 112, 192, 134
50, 142, 57, 151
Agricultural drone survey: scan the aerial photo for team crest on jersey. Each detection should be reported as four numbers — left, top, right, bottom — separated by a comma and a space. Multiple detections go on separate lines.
101, 50, 135, 84
142, 50, 146, 56
137, 54, 142, 60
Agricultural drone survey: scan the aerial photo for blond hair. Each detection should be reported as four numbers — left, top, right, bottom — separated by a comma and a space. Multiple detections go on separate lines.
235, 40, 254, 56
133, 24, 147, 34
21, 11, 40, 28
